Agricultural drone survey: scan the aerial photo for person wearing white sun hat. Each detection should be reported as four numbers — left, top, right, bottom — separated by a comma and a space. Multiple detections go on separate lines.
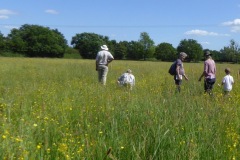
96, 45, 114, 85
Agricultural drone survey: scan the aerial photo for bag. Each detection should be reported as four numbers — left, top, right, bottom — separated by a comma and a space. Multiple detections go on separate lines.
168, 61, 177, 75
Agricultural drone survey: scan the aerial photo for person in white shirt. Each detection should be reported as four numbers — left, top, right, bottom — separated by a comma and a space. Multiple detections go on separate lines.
117, 69, 135, 90
96, 45, 114, 85
222, 68, 234, 95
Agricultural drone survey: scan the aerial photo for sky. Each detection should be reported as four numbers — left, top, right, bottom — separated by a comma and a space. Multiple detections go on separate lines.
0, 0, 240, 51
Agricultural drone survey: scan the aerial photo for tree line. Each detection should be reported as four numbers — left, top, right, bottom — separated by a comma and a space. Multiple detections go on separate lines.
0, 24, 239, 62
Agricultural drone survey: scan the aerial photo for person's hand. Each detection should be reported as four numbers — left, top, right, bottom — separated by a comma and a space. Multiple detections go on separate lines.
183, 74, 188, 81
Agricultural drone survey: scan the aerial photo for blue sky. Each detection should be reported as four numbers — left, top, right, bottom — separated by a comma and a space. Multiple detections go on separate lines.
0, 0, 240, 51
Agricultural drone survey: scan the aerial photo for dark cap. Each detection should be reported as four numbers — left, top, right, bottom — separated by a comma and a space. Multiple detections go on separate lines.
204, 50, 212, 56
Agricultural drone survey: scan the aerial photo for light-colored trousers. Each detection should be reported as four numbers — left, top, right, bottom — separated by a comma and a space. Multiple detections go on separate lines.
98, 65, 108, 85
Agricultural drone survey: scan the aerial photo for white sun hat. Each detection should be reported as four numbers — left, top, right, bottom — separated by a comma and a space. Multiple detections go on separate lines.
101, 45, 108, 50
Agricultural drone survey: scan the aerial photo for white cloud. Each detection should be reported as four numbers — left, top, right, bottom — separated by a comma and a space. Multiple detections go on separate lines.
200, 41, 210, 45
0, 15, 8, 19
0, 9, 16, 15
185, 29, 218, 36
222, 19, 240, 26
0, 9, 17, 20
230, 26, 240, 32
222, 19, 240, 32
3, 25, 19, 29
45, 9, 59, 14
185, 29, 230, 36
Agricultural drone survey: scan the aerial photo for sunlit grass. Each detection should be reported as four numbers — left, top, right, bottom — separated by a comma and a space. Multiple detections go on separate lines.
0, 57, 239, 159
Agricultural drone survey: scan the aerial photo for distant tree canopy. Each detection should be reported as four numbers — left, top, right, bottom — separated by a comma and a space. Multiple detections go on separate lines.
126, 41, 144, 60
114, 41, 128, 60
6, 24, 67, 57
0, 23, 240, 62
139, 32, 155, 60
71, 32, 109, 59
219, 39, 240, 63
177, 39, 203, 62
155, 42, 176, 61
0, 32, 5, 52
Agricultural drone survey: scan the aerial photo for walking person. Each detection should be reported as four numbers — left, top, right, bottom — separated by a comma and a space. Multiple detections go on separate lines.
198, 50, 216, 95
96, 45, 114, 85
174, 52, 189, 93
117, 69, 135, 90
222, 68, 234, 96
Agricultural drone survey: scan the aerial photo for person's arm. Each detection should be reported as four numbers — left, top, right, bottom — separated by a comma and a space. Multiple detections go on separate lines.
176, 65, 180, 79
107, 58, 113, 65
106, 53, 114, 66
199, 62, 207, 81
95, 53, 99, 71
96, 60, 98, 71
198, 72, 205, 81
118, 74, 125, 83
221, 78, 225, 85
183, 74, 189, 81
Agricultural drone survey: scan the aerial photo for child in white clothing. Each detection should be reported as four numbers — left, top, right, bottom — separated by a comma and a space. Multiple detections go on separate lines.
222, 68, 234, 95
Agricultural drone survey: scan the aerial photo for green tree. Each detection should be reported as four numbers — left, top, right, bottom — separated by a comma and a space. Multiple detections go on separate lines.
177, 39, 203, 62
155, 42, 176, 61
0, 32, 5, 53
6, 24, 67, 57
139, 32, 155, 60
64, 46, 82, 59
71, 32, 109, 59
126, 41, 144, 60
114, 41, 128, 59
220, 39, 240, 63
209, 50, 221, 62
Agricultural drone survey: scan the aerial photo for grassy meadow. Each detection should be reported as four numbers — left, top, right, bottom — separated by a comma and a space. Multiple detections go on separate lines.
0, 57, 240, 159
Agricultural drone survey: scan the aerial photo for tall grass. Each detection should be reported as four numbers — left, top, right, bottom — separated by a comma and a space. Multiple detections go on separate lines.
0, 57, 239, 159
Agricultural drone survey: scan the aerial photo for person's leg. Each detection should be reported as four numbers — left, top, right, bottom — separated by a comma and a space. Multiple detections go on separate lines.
209, 78, 216, 90
101, 66, 108, 85
98, 66, 103, 83
224, 91, 230, 96
204, 78, 215, 95
204, 79, 208, 93
174, 75, 182, 93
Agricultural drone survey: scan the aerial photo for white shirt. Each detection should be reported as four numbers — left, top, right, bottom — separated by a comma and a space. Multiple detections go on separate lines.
96, 50, 114, 65
222, 75, 234, 91
118, 73, 135, 86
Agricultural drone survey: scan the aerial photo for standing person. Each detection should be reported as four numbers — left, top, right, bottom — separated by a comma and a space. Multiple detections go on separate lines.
198, 50, 216, 94
117, 69, 135, 90
96, 45, 114, 85
222, 68, 234, 95
174, 52, 189, 93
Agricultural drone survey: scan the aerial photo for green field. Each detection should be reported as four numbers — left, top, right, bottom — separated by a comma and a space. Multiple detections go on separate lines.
0, 57, 239, 159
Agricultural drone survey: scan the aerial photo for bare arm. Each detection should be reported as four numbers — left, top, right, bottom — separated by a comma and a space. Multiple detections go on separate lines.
183, 74, 189, 81
96, 61, 98, 71
107, 58, 113, 65
198, 71, 205, 81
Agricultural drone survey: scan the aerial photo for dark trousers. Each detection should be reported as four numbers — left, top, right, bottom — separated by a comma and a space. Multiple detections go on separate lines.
204, 78, 216, 92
